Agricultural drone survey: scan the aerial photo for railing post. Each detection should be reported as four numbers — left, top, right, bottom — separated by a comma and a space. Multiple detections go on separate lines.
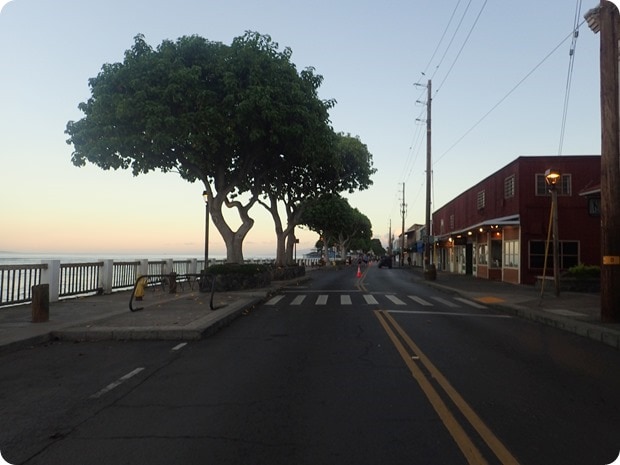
42, 260, 60, 302
139, 259, 148, 279
189, 259, 197, 275
164, 259, 173, 275
99, 260, 113, 294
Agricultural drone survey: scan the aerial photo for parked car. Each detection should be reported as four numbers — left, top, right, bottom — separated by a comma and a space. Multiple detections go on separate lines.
378, 256, 392, 269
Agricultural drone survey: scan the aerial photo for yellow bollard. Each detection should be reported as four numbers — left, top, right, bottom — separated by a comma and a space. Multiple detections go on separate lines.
134, 276, 148, 301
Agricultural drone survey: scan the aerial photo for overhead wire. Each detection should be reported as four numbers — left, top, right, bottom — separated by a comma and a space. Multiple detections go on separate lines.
400, 1, 471, 189
400, 0, 483, 228
557, 0, 583, 155
433, 20, 586, 167
434, 0, 488, 96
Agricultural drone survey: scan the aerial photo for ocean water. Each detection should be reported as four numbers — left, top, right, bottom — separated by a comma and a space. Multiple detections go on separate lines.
0, 251, 278, 266
0, 252, 198, 265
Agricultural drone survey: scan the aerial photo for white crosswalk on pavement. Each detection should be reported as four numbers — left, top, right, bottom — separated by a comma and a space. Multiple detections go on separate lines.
266, 293, 487, 310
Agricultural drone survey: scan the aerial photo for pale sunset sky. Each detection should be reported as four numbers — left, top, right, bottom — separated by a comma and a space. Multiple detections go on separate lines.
0, 0, 609, 259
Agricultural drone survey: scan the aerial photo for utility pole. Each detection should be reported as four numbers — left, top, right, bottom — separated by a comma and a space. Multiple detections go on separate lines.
424, 79, 436, 280
598, 0, 620, 321
401, 182, 406, 267
388, 220, 392, 257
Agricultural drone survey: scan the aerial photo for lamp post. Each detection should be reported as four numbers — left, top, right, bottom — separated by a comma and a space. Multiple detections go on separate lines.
545, 169, 561, 297
202, 190, 209, 272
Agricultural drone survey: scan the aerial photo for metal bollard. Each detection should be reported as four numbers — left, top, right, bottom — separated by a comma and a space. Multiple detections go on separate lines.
134, 276, 148, 301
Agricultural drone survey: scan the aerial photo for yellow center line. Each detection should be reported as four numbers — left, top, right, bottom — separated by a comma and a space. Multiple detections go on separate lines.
375, 310, 521, 465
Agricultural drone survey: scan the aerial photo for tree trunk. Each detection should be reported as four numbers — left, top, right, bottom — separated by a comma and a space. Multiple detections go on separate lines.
285, 231, 296, 265
207, 185, 255, 264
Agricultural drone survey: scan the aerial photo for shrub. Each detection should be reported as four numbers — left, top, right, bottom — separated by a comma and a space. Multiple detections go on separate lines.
205, 264, 272, 291
565, 264, 600, 279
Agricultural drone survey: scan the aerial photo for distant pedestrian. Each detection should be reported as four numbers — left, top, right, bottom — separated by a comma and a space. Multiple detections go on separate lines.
407, 255, 412, 266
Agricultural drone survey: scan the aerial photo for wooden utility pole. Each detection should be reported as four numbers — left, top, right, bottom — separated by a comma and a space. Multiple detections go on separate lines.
388, 219, 392, 257
424, 79, 436, 279
599, 0, 620, 321
401, 182, 406, 267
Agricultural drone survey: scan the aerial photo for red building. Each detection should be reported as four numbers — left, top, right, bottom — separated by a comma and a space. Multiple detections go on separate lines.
432, 156, 601, 285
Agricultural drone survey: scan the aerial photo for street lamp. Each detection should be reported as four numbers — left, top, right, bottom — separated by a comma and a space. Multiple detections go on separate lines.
584, 6, 600, 34
202, 190, 209, 272
545, 169, 561, 297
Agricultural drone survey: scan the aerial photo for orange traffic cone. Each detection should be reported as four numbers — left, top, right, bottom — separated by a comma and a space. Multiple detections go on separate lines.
356, 265, 362, 278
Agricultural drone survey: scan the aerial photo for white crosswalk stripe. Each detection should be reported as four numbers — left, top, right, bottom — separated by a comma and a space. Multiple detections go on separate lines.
454, 297, 487, 309
431, 296, 460, 308
409, 295, 433, 306
267, 293, 483, 309
265, 295, 285, 306
316, 295, 328, 305
385, 295, 406, 305
291, 295, 306, 305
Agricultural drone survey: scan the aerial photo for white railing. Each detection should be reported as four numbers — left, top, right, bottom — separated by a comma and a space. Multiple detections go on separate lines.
0, 257, 319, 307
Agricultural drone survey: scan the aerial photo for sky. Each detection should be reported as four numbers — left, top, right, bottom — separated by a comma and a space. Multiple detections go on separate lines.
0, 0, 609, 259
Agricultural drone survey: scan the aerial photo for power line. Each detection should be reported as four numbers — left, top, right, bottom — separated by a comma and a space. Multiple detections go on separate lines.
557, 0, 583, 155
435, 0, 488, 96
429, 0, 474, 84
434, 21, 584, 166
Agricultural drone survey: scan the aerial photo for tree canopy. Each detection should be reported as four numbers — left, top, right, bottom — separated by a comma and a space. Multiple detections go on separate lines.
300, 194, 373, 263
66, 32, 375, 263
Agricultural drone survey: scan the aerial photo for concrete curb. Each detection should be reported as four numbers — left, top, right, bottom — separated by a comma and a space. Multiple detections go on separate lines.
51, 298, 264, 342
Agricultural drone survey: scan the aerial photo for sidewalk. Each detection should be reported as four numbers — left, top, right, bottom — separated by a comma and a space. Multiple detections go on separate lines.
0, 268, 619, 354
0, 277, 307, 354
406, 266, 620, 349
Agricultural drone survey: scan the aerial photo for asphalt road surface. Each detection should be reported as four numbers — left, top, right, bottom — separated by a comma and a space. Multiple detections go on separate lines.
1, 265, 619, 464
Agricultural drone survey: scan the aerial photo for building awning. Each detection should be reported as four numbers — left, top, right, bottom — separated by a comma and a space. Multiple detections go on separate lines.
435, 215, 520, 241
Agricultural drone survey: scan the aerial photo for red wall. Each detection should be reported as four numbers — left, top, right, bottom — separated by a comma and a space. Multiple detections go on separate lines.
433, 156, 601, 285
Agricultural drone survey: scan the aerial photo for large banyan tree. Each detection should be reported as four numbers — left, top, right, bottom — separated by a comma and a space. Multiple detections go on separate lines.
66, 32, 375, 264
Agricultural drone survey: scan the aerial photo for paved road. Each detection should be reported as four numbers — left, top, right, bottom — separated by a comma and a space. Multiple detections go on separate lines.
1, 265, 619, 464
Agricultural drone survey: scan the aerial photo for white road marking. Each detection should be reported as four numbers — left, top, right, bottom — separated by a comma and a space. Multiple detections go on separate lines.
386, 295, 406, 305
363, 294, 379, 305
171, 343, 188, 351
90, 367, 145, 399
316, 295, 328, 305
265, 295, 285, 306
431, 296, 460, 308
341, 295, 352, 305
409, 295, 433, 306
388, 310, 512, 318
454, 297, 487, 309
291, 295, 306, 305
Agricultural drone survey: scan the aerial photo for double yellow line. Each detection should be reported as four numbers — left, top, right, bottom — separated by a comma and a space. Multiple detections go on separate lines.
374, 310, 521, 465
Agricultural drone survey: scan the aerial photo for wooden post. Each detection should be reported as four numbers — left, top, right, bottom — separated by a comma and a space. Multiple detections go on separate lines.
32, 284, 49, 323
599, 0, 620, 322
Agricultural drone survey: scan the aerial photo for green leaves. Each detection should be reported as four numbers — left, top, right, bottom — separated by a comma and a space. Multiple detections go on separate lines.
65, 31, 376, 261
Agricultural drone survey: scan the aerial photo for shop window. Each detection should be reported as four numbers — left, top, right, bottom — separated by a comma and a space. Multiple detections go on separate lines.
528, 240, 579, 270
504, 240, 519, 268
478, 243, 488, 265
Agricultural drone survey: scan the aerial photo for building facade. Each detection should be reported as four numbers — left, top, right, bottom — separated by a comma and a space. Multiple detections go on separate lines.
431, 156, 601, 285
